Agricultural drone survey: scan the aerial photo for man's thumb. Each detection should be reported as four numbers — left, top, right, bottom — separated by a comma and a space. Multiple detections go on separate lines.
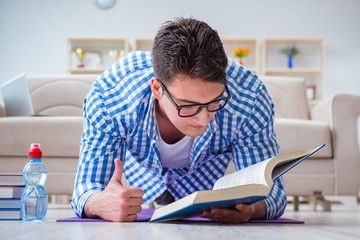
110, 158, 123, 184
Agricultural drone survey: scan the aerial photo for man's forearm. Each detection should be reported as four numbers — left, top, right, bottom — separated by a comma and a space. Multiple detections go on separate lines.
250, 200, 267, 219
83, 193, 100, 218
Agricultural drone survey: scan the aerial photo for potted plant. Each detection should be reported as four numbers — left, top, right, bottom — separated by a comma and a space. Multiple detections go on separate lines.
280, 46, 299, 68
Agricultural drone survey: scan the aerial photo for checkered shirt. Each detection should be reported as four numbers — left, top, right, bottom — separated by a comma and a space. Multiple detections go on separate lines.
71, 51, 287, 219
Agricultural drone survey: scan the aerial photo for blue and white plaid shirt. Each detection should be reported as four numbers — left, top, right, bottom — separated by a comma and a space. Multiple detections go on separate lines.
71, 51, 287, 219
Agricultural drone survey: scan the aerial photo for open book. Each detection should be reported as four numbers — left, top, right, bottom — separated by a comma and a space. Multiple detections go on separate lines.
149, 144, 325, 222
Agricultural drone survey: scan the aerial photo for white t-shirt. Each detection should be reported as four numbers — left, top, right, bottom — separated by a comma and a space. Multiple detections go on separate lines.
157, 132, 194, 169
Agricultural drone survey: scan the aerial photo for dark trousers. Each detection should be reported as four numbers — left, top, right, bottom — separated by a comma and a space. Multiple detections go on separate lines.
154, 190, 175, 205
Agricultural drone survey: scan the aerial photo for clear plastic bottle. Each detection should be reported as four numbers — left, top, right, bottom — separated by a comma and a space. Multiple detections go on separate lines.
20, 143, 48, 222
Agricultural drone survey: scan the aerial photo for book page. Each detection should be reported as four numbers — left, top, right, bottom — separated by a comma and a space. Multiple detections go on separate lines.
213, 158, 272, 190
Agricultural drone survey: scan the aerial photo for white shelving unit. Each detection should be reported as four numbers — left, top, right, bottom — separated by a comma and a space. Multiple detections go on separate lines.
134, 39, 154, 51
133, 38, 261, 72
261, 38, 325, 102
67, 38, 129, 74
65, 37, 326, 104
221, 38, 260, 74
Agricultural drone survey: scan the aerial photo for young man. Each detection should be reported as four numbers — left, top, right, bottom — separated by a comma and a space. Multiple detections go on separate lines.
71, 18, 287, 223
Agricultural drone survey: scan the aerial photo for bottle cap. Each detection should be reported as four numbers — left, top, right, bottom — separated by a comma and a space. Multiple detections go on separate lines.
29, 143, 42, 159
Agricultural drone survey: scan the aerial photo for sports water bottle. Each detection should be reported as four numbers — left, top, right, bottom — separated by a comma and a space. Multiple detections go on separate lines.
20, 143, 48, 221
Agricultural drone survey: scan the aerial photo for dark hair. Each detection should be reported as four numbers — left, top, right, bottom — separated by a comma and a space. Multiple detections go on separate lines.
152, 17, 228, 85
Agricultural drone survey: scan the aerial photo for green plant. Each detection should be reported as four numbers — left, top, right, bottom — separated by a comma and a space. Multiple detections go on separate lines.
280, 46, 299, 57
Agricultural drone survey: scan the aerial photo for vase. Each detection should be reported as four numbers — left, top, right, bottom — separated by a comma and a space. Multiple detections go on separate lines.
239, 58, 244, 66
288, 55, 293, 68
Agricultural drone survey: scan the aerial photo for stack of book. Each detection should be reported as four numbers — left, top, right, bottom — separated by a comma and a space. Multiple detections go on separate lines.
0, 175, 25, 220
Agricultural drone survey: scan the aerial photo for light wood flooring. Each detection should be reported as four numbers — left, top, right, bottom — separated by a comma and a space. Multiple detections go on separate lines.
1, 202, 359, 240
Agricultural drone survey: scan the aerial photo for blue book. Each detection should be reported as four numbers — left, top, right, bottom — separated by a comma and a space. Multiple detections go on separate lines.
0, 208, 21, 220
149, 145, 325, 222
0, 199, 21, 209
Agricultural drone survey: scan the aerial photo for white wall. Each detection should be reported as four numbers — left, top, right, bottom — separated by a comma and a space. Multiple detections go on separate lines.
0, 0, 359, 97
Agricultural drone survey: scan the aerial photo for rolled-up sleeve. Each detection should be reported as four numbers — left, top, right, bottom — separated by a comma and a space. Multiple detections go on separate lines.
71, 85, 126, 217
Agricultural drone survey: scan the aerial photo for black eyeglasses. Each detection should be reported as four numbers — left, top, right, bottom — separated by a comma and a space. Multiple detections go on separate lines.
159, 81, 231, 117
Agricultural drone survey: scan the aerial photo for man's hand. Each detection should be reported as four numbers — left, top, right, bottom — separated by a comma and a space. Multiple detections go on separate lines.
83, 158, 144, 222
200, 201, 266, 223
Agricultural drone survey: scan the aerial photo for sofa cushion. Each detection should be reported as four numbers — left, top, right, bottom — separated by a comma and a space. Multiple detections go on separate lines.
0, 101, 6, 117
0, 116, 83, 157
283, 174, 335, 196
27, 75, 97, 116
261, 76, 310, 120
274, 118, 332, 158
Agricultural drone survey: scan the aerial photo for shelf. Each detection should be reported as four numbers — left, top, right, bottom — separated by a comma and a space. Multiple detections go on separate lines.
134, 39, 154, 51
263, 68, 323, 75
67, 38, 129, 74
309, 99, 321, 105
68, 68, 106, 74
264, 38, 323, 44
68, 38, 129, 44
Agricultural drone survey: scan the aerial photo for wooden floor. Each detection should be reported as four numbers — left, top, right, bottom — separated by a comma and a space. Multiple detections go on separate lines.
1, 202, 360, 240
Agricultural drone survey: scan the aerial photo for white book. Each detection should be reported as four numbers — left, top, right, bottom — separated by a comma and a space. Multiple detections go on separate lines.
0, 186, 25, 199
0, 175, 24, 186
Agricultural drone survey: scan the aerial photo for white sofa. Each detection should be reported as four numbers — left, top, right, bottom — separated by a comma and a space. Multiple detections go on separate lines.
0, 74, 359, 210
268, 77, 360, 210
0, 75, 97, 195
226, 76, 360, 210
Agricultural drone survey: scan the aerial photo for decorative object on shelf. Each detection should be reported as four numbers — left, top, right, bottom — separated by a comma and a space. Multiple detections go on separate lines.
94, 0, 116, 10
67, 38, 129, 74
72, 49, 103, 69
74, 48, 87, 68
108, 50, 124, 62
306, 85, 317, 100
280, 46, 299, 68
232, 48, 250, 66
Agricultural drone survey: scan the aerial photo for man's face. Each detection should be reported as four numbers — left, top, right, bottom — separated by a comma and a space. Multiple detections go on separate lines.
153, 75, 224, 137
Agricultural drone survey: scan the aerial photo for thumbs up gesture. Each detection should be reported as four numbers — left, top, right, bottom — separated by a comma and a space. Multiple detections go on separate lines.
83, 158, 144, 222
109, 157, 126, 185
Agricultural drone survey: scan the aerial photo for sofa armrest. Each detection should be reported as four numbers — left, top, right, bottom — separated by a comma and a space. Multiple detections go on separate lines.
0, 101, 6, 117
311, 94, 360, 195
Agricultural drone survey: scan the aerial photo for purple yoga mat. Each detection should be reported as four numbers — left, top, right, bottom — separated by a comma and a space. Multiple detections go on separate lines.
56, 208, 304, 224
56, 208, 154, 222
